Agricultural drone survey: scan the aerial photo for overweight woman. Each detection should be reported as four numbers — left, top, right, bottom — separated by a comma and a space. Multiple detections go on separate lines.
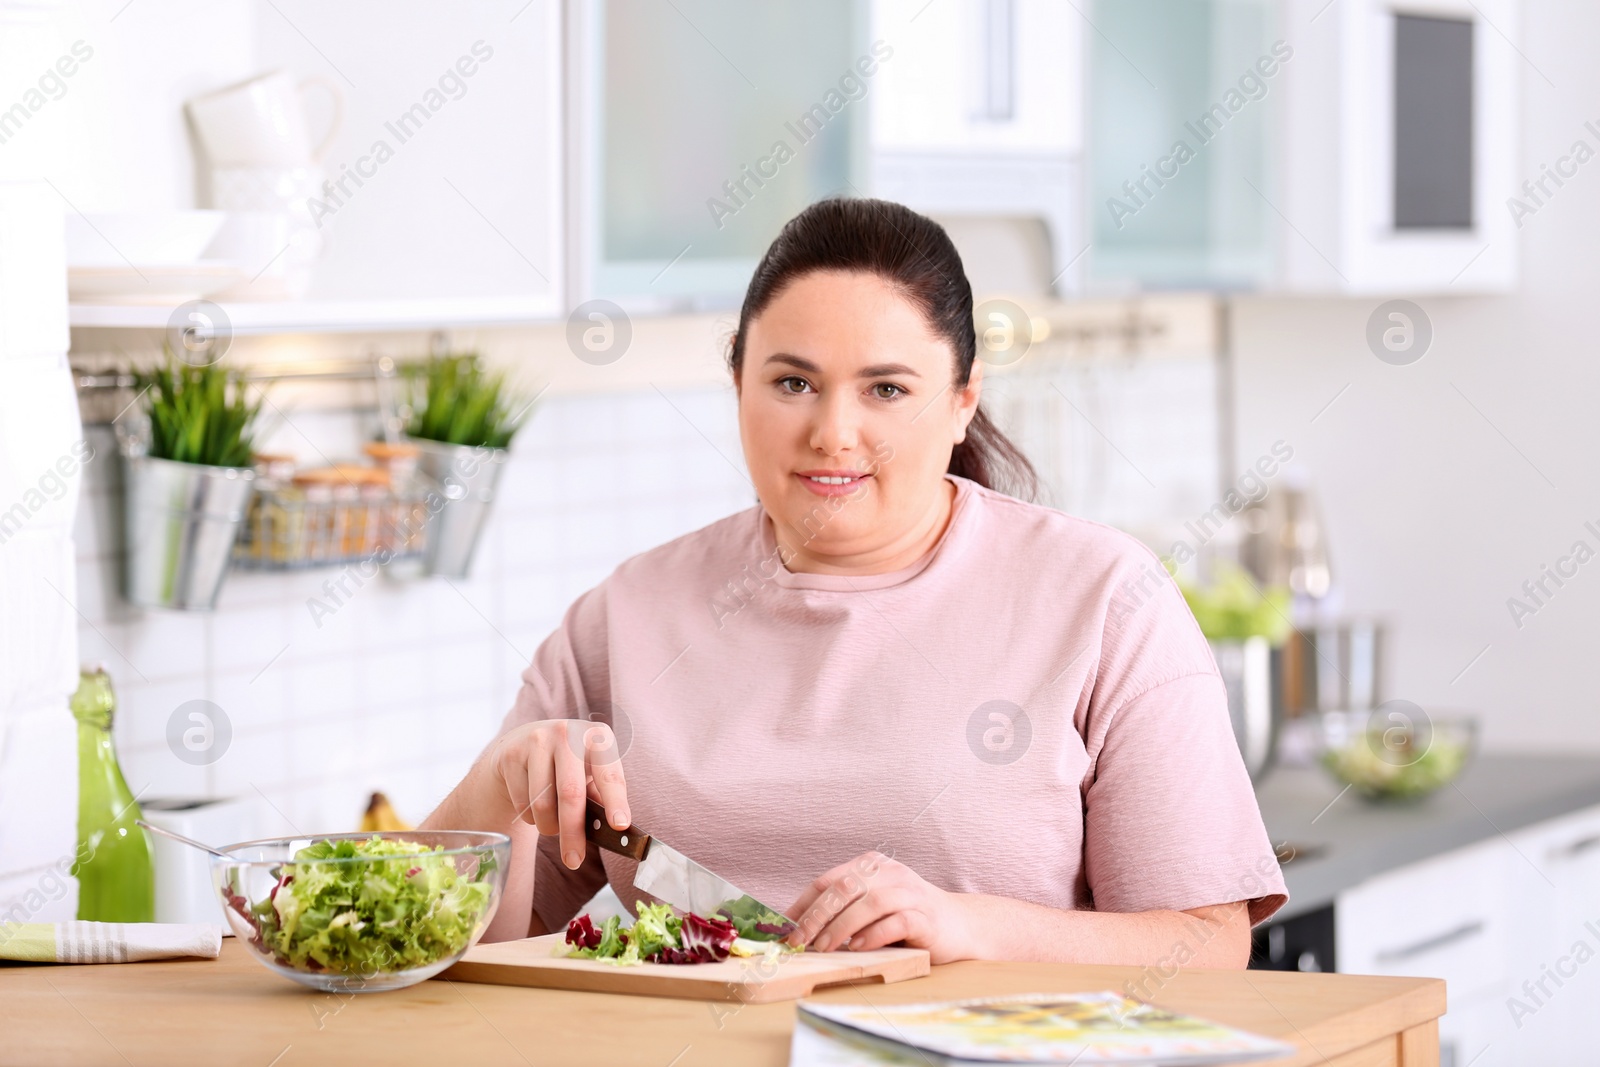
424, 198, 1287, 966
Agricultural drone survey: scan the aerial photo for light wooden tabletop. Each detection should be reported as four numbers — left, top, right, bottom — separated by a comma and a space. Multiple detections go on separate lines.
0, 940, 1444, 1067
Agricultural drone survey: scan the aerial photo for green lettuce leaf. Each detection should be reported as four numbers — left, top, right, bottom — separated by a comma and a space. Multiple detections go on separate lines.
250, 836, 492, 975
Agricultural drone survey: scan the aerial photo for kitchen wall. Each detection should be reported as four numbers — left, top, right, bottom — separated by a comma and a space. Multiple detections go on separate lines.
0, 182, 80, 917
47, 314, 1216, 872
71, 384, 755, 844
1230, 0, 1600, 752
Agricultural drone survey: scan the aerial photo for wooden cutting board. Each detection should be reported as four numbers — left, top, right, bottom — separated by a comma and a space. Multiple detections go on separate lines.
441, 933, 930, 1003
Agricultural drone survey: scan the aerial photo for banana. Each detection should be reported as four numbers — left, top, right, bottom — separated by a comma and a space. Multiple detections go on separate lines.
360, 791, 413, 833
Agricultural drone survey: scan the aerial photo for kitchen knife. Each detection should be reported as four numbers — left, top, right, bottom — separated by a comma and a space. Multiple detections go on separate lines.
582, 799, 793, 930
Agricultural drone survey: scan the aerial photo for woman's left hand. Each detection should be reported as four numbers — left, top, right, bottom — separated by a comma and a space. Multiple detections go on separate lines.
785, 851, 975, 964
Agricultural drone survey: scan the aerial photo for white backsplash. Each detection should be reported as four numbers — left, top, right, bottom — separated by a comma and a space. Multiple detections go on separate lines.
72, 387, 756, 840
0, 180, 79, 920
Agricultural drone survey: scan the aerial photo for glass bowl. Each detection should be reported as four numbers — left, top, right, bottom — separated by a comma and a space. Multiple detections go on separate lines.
1318, 706, 1478, 801
211, 830, 510, 992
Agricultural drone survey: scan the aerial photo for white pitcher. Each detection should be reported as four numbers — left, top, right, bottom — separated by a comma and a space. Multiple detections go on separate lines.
185, 69, 342, 167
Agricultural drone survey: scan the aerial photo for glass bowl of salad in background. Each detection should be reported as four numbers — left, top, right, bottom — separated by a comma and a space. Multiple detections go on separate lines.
211, 831, 510, 992
1318, 706, 1478, 801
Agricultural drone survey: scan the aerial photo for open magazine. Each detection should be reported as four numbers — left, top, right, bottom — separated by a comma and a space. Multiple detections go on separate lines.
792, 991, 1296, 1066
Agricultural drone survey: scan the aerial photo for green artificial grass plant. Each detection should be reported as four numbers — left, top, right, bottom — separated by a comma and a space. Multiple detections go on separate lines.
136, 353, 262, 468
404, 353, 528, 450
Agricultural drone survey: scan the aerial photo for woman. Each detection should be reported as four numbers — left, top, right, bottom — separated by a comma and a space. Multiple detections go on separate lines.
424, 198, 1286, 966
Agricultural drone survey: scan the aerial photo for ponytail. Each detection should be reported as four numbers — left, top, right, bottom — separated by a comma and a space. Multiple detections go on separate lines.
949, 407, 1039, 502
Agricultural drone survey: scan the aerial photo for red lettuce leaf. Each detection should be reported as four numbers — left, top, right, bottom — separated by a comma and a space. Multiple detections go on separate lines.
565, 913, 602, 949
676, 913, 736, 960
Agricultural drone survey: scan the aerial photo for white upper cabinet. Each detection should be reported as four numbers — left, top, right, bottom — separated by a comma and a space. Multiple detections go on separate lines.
870, 0, 1082, 156
1276, 0, 1519, 293
248, 0, 564, 316
1086, 0, 1281, 291
61, 0, 563, 331
1088, 0, 1520, 295
568, 0, 874, 311
868, 0, 1085, 295
57, 0, 1519, 328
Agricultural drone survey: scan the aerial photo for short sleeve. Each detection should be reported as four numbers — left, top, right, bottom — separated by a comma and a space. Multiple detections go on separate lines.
1082, 672, 1288, 925
529, 834, 608, 933
493, 583, 613, 739
484, 582, 616, 932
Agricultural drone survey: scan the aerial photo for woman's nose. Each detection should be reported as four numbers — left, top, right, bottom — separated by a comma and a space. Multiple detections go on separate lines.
808, 392, 861, 457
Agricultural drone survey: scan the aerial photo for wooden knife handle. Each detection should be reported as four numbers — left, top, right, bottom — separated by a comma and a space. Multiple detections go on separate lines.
583, 798, 650, 860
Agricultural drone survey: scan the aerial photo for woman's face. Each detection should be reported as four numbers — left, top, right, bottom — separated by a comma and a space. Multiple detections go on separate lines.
736, 270, 982, 570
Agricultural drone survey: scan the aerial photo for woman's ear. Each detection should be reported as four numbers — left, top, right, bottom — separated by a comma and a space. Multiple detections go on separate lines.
953, 360, 984, 444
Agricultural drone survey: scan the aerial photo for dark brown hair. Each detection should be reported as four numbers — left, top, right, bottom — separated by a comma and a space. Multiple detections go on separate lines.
728, 197, 1039, 502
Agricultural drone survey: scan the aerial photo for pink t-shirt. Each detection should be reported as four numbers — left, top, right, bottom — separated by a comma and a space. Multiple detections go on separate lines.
494, 474, 1288, 933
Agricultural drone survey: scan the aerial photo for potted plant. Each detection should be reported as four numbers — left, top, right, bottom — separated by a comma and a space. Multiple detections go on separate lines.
121, 354, 262, 610
403, 353, 529, 578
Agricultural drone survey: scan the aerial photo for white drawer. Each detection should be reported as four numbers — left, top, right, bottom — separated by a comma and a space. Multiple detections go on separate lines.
1506, 802, 1600, 899
1337, 836, 1511, 1000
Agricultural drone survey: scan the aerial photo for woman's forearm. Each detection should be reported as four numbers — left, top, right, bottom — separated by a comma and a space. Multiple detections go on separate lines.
956, 894, 1252, 968
421, 750, 543, 942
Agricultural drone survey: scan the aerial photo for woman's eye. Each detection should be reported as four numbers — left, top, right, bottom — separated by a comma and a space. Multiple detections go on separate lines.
777, 376, 812, 394
871, 382, 906, 400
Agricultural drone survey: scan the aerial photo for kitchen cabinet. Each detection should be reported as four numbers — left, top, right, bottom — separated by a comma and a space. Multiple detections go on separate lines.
1276, 0, 1519, 293
566, 0, 871, 310
1500, 803, 1600, 1066
60, 0, 563, 332
869, 0, 1084, 294
1331, 801, 1600, 1066
1087, 0, 1520, 294
1335, 835, 1512, 1063
1087, 0, 1279, 291
870, 0, 1082, 156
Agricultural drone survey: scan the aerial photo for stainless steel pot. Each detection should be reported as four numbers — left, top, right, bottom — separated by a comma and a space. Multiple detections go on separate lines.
1211, 636, 1281, 781
122, 454, 255, 610
412, 438, 507, 578
1280, 619, 1385, 715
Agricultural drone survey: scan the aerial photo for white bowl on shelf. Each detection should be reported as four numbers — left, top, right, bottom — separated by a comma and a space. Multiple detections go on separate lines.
65, 210, 228, 267
68, 263, 250, 305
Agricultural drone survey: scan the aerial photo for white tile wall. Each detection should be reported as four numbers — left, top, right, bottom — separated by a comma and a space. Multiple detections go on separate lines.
0, 179, 79, 921
985, 351, 1221, 539
68, 385, 756, 841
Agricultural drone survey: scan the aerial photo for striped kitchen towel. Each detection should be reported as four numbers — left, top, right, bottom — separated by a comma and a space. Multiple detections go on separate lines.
0, 921, 221, 963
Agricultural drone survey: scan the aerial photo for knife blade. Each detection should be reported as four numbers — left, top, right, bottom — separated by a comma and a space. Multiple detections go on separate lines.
582, 799, 792, 928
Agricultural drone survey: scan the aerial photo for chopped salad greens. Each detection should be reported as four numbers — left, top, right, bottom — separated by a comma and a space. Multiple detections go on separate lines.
714, 895, 797, 942
564, 898, 801, 967
228, 836, 494, 975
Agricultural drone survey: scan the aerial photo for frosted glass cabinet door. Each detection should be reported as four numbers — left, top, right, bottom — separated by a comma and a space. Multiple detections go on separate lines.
579, 0, 870, 306
1087, 0, 1278, 290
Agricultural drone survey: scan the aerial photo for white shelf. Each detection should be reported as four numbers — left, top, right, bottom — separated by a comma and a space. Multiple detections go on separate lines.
68, 295, 561, 335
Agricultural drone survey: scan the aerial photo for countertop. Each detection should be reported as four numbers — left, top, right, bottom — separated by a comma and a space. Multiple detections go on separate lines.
1255, 752, 1600, 921
0, 939, 1444, 1067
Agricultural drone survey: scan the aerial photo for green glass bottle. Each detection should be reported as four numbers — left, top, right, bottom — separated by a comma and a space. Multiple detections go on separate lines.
69, 666, 154, 922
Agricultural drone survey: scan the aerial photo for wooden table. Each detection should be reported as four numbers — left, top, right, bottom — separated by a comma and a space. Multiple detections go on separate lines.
0, 940, 1444, 1066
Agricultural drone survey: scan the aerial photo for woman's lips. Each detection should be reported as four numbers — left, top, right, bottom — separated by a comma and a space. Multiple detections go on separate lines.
795, 469, 872, 498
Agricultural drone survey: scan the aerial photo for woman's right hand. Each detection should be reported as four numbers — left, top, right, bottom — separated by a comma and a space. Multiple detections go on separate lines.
487, 719, 630, 871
